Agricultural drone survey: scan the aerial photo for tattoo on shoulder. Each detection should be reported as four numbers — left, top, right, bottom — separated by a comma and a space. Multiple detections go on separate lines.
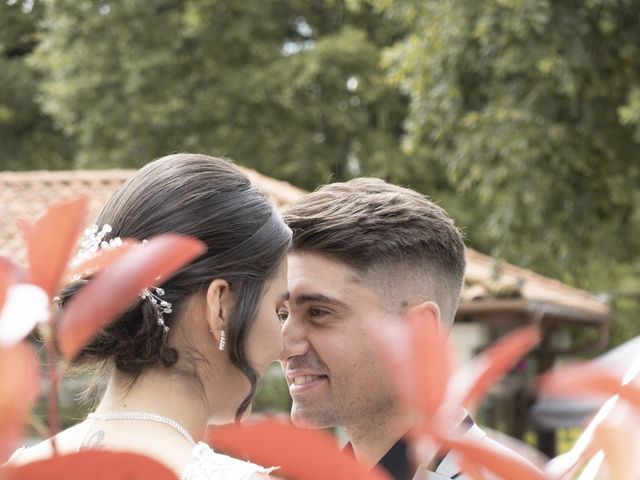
80, 430, 106, 451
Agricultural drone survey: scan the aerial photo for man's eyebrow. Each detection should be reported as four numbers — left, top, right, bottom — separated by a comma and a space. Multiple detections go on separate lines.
294, 293, 350, 310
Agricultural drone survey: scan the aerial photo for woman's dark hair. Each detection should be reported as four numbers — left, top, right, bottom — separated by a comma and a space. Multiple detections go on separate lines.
59, 153, 291, 418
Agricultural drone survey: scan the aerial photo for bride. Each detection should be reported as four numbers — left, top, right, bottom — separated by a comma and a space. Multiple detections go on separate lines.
7, 153, 291, 479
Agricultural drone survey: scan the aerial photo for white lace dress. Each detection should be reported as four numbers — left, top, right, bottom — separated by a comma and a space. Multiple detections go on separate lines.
182, 442, 276, 480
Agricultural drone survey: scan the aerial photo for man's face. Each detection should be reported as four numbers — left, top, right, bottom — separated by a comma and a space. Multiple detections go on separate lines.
278, 252, 398, 429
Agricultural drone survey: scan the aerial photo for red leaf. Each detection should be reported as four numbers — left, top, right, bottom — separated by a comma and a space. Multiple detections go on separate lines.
409, 307, 453, 417
540, 365, 640, 411
450, 325, 540, 411
593, 408, 640, 480
540, 360, 640, 478
63, 239, 140, 284
24, 197, 89, 297
2, 450, 177, 480
0, 343, 40, 463
541, 396, 609, 480
368, 305, 453, 417
58, 234, 206, 358
208, 418, 392, 480
440, 436, 546, 480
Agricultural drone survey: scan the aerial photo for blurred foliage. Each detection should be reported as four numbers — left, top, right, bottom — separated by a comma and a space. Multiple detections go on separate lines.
0, 0, 72, 169
2, 0, 639, 346
371, 0, 640, 277
370, 0, 640, 346
252, 363, 292, 413
28, 0, 413, 192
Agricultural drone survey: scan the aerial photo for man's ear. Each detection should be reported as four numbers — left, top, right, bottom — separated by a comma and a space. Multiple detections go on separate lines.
205, 279, 232, 343
407, 301, 443, 330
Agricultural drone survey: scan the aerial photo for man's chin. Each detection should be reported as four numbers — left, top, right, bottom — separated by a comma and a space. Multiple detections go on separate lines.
290, 406, 332, 429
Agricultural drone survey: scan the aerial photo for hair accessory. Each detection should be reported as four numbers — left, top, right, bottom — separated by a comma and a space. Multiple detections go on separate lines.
73, 224, 123, 266
73, 224, 173, 335
140, 287, 172, 335
219, 330, 226, 351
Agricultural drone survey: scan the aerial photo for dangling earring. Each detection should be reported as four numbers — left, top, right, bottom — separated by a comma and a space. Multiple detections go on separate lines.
219, 330, 226, 351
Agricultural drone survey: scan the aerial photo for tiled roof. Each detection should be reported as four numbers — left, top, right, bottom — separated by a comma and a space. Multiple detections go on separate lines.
0, 168, 609, 319
0, 167, 305, 264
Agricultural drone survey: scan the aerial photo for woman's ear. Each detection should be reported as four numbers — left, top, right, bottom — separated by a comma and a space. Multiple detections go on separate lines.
205, 279, 232, 343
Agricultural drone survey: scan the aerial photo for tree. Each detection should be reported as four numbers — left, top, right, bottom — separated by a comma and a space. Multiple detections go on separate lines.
369, 0, 640, 344
0, 0, 72, 170
31, 0, 416, 191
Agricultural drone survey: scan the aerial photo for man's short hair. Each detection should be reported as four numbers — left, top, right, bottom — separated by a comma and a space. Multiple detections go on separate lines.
284, 178, 466, 325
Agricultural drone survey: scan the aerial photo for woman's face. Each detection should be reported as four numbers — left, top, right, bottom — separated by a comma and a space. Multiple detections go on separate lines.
204, 258, 288, 424
246, 258, 289, 376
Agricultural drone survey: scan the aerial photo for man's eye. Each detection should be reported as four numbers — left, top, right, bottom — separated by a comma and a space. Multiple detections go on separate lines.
309, 308, 329, 318
277, 311, 289, 324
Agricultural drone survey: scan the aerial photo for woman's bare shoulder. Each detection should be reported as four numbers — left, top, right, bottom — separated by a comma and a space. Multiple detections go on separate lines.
6, 439, 54, 466
6, 422, 88, 466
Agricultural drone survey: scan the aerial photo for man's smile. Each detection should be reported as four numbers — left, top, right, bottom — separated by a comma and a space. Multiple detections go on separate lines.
285, 370, 329, 395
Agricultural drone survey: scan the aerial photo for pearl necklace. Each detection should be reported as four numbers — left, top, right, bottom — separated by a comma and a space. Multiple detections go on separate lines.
87, 411, 196, 445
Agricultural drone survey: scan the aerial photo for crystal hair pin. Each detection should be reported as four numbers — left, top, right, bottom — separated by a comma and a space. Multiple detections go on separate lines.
73, 224, 173, 335
73, 224, 123, 266
140, 286, 172, 334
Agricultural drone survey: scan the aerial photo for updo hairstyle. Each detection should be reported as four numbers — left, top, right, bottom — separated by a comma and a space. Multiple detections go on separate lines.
58, 153, 291, 418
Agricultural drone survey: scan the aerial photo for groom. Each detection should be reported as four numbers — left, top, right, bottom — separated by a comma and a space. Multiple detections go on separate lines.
279, 178, 483, 479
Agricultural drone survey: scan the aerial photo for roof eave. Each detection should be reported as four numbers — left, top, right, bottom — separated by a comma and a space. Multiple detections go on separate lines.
456, 298, 610, 326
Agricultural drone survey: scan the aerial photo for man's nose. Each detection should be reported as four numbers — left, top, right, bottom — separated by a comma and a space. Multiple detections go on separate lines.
278, 315, 309, 362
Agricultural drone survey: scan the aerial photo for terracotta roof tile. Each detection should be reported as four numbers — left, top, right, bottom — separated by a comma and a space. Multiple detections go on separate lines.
0, 168, 609, 319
